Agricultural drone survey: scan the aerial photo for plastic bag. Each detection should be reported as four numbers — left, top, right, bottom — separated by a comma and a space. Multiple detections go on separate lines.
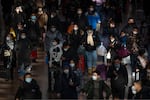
97, 42, 107, 56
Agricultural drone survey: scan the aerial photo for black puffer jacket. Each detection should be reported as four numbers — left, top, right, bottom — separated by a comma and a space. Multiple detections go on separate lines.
15, 79, 42, 99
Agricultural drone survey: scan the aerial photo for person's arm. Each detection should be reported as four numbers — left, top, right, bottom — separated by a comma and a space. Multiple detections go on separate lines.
102, 81, 111, 99
15, 86, 23, 100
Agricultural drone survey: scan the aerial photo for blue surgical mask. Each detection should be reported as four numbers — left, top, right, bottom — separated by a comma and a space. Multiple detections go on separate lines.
31, 16, 37, 22
25, 78, 32, 83
115, 64, 120, 71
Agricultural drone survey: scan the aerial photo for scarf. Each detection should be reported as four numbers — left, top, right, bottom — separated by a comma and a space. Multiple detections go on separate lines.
87, 34, 94, 46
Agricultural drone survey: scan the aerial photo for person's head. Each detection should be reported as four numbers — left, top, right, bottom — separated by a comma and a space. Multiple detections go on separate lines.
52, 38, 59, 46
77, 8, 83, 15
132, 80, 142, 93
63, 65, 70, 74
87, 26, 94, 35
109, 21, 115, 28
15, 6, 23, 14
24, 73, 33, 83
69, 59, 76, 68
50, 10, 57, 18
114, 56, 121, 64
17, 22, 24, 30
6, 33, 13, 41
92, 70, 101, 81
30, 13, 37, 22
88, 5, 94, 12
132, 27, 139, 35
113, 56, 121, 70
120, 31, 126, 37
20, 31, 26, 39
63, 42, 70, 51
109, 34, 115, 42
38, 7, 44, 15
50, 25, 57, 32
128, 17, 135, 24
73, 24, 79, 31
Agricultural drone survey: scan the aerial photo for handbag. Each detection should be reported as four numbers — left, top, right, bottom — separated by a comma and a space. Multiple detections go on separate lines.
117, 47, 130, 58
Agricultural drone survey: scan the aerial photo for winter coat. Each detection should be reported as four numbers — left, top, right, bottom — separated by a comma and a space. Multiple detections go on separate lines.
82, 33, 100, 52
26, 21, 41, 45
128, 86, 150, 99
59, 71, 80, 99
17, 38, 32, 65
1, 41, 16, 69
74, 14, 89, 30
107, 64, 128, 88
85, 12, 101, 30
15, 79, 42, 99
45, 30, 63, 52
83, 79, 111, 99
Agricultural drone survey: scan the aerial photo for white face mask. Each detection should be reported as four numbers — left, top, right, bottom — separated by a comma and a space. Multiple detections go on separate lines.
51, 14, 54, 18
21, 35, 26, 39
92, 76, 97, 80
110, 38, 115, 42
64, 69, 69, 74
89, 8, 94, 12
70, 63, 75, 67
131, 86, 136, 94
6, 37, 10, 41
64, 48, 68, 51
52, 42, 57, 46
74, 27, 78, 31
133, 31, 138, 34
77, 10, 82, 14
110, 24, 115, 28
51, 28, 56, 32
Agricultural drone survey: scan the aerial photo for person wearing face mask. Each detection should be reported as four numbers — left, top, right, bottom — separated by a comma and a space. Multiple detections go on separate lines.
107, 20, 119, 39
17, 32, 32, 79
48, 38, 63, 92
122, 17, 137, 36
45, 25, 63, 67
128, 80, 150, 99
1, 33, 16, 81
69, 59, 82, 88
15, 73, 42, 100
26, 13, 41, 63
107, 56, 128, 99
58, 65, 79, 99
82, 27, 100, 76
12, 5, 26, 29
85, 5, 101, 31
81, 70, 111, 99
69, 24, 81, 51
74, 8, 89, 30
108, 34, 119, 61
61, 42, 78, 68
47, 10, 61, 31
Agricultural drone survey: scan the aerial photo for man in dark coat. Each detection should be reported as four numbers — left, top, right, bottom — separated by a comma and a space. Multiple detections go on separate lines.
59, 66, 79, 99
128, 80, 150, 99
15, 73, 42, 99
107, 56, 128, 99
82, 70, 112, 99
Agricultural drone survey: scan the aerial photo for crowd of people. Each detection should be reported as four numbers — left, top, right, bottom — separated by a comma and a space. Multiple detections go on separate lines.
0, 0, 150, 99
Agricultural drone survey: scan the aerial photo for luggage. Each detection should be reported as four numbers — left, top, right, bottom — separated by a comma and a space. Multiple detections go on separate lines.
77, 55, 85, 73
30, 49, 37, 60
